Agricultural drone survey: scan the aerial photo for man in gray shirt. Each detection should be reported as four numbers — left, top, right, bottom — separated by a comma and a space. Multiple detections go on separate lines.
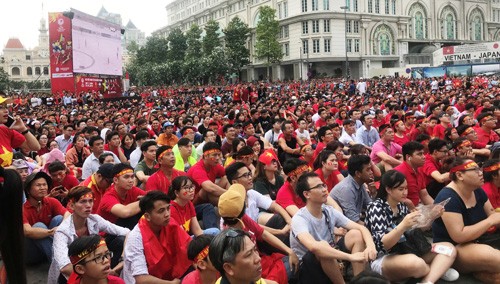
291, 172, 376, 283
330, 155, 375, 224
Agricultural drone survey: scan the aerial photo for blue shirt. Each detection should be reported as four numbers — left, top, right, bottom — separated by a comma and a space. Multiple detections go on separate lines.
355, 125, 380, 147
330, 175, 372, 222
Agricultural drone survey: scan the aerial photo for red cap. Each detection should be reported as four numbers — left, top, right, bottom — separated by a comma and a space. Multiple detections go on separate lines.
259, 149, 278, 165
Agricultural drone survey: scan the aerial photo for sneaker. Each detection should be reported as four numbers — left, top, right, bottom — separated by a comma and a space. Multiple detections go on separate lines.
441, 268, 459, 281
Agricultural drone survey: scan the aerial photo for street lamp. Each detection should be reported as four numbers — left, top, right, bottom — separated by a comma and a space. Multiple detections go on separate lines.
299, 43, 303, 80
340, 6, 349, 80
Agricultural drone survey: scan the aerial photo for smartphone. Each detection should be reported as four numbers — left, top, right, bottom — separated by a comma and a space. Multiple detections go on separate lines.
5, 116, 14, 127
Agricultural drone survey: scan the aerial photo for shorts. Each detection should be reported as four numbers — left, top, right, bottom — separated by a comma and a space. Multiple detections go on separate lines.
370, 255, 387, 275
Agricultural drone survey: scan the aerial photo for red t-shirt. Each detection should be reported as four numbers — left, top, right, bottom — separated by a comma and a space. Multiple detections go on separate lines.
145, 169, 186, 193
97, 185, 146, 223
23, 197, 67, 225
474, 126, 499, 145
315, 118, 327, 129
52, 174, 79, 191
483, 182, 500, 209
0, 125, 26, 166
432, 124, 448, 140
170, 201, 196, 233
394, 162, 426, 206
67, 274, 124, 284
393, 134, 410, 147
181, 269, 202, 284
421, 154, 442, 187
241, 214, 264, 242
315, 169, 341, 193
276, 181, 306, 210
187, 160, 225, 205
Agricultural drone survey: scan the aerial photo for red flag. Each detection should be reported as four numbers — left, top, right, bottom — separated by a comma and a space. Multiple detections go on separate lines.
443, 46, 455, 55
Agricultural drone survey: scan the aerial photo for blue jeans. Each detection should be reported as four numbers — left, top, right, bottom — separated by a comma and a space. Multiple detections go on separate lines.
195, 203, 219, 230
25, 215, 63, 265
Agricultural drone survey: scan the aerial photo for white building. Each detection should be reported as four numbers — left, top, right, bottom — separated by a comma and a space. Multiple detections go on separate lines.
1, 19, 50, 83
155, 0, 500, 80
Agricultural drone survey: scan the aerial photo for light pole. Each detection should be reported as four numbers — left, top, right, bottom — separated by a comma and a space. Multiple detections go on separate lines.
340, 6, 349, 80
299, 44, 303, 80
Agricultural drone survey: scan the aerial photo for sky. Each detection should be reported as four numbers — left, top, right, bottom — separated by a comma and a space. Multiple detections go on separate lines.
1, 0, 171, 50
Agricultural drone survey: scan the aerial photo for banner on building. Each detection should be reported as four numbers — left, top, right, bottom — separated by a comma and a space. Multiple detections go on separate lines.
433, 42, 500, 66
48, 12, 74, 94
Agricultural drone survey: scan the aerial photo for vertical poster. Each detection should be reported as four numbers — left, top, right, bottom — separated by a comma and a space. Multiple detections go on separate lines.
49, 12, 74, 94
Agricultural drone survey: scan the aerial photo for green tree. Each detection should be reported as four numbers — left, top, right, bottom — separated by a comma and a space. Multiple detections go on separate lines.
126, 40, 140, 58
185, 24, 203, 60
203, 20, 221, 56
0, 68, 9, 92
202, 47, 228, 84
135, 36, 169, 65
167, 27, 187, 61
224, 17, 251, 81
254, 6, 282, 80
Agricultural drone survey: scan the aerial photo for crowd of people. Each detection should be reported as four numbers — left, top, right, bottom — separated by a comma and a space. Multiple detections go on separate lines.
0, 74, 500, 284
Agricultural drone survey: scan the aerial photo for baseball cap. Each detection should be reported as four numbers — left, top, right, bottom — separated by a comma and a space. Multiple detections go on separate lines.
163, 121, 174, 128
218, 184, 246, 218
12, 159, 29, 169
259, 150, 278, 165
246, 136, 259, 147
0, 96, 12, 105
96, 163, 114, 180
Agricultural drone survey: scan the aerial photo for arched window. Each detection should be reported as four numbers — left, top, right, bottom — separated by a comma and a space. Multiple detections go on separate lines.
35, 67, 41, 75
27, 67, 33, 76
373, 24, 394, 55
408, 3, 428, 39
43, 67, 49, 75
11, 67, 20, 76
441, 6, 457, 40
469, 9, 484, 41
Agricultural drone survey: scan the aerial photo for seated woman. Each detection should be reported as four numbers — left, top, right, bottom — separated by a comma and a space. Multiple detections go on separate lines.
312, 150, 344, 192
433, 158, 500, 283
482, 159, 500, 209
49, 186, 129, 284
366, 170, 458, 283
167, 176, 220, 236
65, 134, 90, 180
254, 151, 284, 201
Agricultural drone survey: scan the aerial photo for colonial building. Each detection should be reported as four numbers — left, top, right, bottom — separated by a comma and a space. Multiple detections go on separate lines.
154, 0, 499, 80
1, 19, 50, 83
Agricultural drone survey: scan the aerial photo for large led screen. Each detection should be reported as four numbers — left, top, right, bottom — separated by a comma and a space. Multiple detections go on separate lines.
71, 9, 122, 76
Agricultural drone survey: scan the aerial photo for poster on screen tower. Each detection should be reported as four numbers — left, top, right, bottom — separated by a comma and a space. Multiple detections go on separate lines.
48, 12, 75, 94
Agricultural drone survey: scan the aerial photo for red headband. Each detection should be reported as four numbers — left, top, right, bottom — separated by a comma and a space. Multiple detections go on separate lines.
461, 127, 474, 137
483, 163, 500, 173
204, 149, 221, 156
449, 161, 478, 174
380, 127, 392, 136
289, 165, 309, 177
158, 148, 173, 160
458, 140, 471, 148
70, 239, 107, 265
195, 246, 209, 262
115, 169, 133, 177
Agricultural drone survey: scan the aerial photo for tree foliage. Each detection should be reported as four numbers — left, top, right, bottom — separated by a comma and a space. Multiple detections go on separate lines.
254, 6, 282, 79
167, 27, 187, 61
185, 24, 203, 60
224, 17, 251, 79
203, 20, 221, 56
0, 68, 9, 92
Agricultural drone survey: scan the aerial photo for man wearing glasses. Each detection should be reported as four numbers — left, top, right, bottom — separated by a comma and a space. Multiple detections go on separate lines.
55, 125, 74, 153
292, 172, 377, 284
67, 235, 125, 283
123, 191, 192, 283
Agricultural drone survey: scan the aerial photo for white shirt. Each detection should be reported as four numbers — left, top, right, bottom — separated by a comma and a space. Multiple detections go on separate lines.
246, 190, 273, 222
81, 151, 120, 180
130, 147, 142, 168
48, 214, 129, 284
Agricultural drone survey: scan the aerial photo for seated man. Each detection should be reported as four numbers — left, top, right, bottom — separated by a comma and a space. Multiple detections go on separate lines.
48, 160, 79, 207
330, 155, 375, 224
276, 158, 341, 217
79, 163, 114, 213
134, 140, 158, 188
23, 172, 70, 265
97, 163, 146, 230
370, 124, 402, 171
174, 138, 197, 172
183, 234, 218, 284
122, 190, 192, 283
145, 145, 186, 193
187, 142, 228, 206
291, 172, 377, 284
209, 229, 278, 284
66, 235, 125, 284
